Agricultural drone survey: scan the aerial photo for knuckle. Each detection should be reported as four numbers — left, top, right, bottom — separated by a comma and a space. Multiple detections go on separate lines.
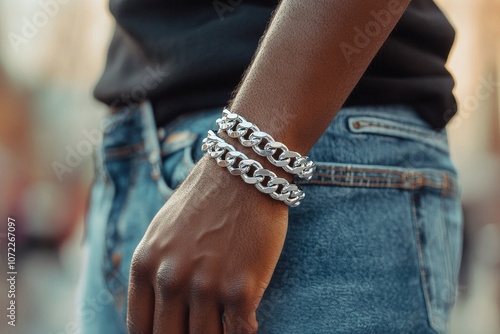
191, 277, 217, 300
225, 314, 259, 334
155, 262, 185, 296
244, 322, 259, 334
221, 281, 255, 307
130, 248, 155, 282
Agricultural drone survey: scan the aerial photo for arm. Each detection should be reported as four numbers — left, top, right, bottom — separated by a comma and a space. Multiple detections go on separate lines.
231, 0, 409, 154
128, 1, 410, 333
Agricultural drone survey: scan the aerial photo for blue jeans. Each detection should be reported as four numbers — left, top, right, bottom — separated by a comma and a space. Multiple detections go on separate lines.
78, 102, 463, 333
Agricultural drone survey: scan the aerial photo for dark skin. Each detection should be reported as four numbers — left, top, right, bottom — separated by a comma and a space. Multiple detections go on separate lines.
127, 0, 411, 333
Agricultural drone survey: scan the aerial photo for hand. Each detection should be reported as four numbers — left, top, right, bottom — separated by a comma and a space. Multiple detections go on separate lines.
127, 154, 289, 334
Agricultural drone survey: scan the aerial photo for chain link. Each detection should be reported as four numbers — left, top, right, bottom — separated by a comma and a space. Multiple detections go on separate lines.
202, 130, 305, 207
216, 108, 316, 180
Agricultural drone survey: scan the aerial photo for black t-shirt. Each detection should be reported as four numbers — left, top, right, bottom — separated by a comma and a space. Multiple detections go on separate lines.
94, 0, 457, 129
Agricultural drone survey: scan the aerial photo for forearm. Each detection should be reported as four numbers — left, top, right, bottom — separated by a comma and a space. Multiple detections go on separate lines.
230, 0, 410, 154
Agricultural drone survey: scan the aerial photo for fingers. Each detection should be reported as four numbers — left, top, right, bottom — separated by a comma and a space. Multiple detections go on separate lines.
220, 277, 262, 334
223, 307, 259, 334
152, 295, 188, 334
129, 273, 260, 334
189, 302, 223, 334
127, 279, 155, 334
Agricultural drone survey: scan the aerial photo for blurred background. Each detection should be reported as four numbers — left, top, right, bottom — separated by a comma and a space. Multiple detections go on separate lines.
0, 0, 499, 333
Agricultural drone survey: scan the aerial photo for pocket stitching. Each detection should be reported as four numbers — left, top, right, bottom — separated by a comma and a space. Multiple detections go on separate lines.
157, 132, 199, 198
347, 116, 448, 152
411, 190, 440, 331
102, 158, 140, 307
349, 118, 442, 138
103, 142, 147, 160
296, 163, 457, 196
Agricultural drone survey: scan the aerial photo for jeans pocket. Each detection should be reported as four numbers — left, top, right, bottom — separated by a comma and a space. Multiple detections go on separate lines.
411, 187, 463, 333
100, 153, 139, 312
347, 114, 449, 152
160, 130, 199, 191
283, 159, 462, 332
100, 152, 170, 320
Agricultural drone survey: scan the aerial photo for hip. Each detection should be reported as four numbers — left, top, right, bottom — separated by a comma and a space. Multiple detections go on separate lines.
80, 101, 463, 333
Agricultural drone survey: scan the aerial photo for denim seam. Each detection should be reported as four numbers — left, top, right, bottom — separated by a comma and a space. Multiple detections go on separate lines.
85, 147, 106, 241
110, 181, 137, 334
298, 175, 454, 196
313, 165, 455, 177
295, 180, 447, 193
346, 116, 449, 152
104, 142, 147, 160
349, 119, 445, 139
441, 195, 454, 307
97, 151, 171, 199
103, 158, 140, 305
342, 106, 426, 125
441, 173, 450, 197
103, 155, 151, 164
410, 190, 439, 332
312, 173, 443, 186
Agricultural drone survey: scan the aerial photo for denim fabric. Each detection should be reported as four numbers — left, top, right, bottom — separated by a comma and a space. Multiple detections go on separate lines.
78, 102, 463, 334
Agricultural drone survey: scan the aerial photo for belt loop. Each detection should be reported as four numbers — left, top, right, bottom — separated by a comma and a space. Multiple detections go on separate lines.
442, 173, 449, 197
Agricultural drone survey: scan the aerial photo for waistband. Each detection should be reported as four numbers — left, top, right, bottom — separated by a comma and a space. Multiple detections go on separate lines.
101, 102, 454, 160
98, 102, 458, 197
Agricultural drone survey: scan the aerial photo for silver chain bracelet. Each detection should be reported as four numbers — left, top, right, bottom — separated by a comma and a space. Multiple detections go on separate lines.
201, 130, 305, 207
216, 108, 316, 180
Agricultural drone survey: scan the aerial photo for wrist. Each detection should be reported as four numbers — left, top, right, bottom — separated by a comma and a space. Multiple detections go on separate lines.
216, 130, 296, 183
192, 153, 292, 209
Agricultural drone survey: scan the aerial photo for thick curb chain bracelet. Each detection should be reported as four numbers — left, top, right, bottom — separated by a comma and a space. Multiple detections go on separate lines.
216, 108, 316, 180
201, 130, 305, 207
